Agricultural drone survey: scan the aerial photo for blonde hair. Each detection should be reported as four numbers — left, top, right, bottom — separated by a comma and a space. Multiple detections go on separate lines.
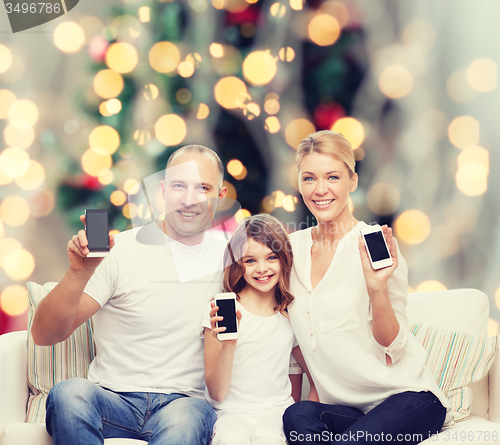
296, 130, 355, 178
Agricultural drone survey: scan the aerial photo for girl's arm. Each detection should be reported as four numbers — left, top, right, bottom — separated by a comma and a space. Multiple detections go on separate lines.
292, 346, 319, 402
358, 225, 407, 365
204, 302, 241, 402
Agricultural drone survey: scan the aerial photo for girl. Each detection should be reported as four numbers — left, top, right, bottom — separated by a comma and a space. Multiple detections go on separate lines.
203, 214, 315, 445
283, 130, 449, 445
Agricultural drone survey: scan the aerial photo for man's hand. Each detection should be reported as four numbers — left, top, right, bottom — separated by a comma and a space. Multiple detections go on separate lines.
67, 215, 115, 275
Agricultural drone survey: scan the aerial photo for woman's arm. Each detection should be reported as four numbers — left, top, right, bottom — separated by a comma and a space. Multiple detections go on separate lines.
359, 226, 407, 365
203, 302, 241, 402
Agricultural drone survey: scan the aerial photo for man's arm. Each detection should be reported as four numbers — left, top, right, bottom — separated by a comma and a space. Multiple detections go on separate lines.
31, 215, 114, 346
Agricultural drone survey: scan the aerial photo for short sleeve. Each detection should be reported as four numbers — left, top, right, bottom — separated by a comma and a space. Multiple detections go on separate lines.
368, 241, 409, 366
289, 351, 304, 375
83, 253, 119, 307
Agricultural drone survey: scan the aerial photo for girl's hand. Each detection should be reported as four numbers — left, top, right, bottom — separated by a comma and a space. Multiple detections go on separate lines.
209, 301, 242, 344
358, 225, 398, 293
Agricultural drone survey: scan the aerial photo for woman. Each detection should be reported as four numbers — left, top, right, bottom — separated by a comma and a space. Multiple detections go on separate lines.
283, 130, 449, 445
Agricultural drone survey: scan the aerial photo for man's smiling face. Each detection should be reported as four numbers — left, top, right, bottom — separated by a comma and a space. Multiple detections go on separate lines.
161, 152, 226, 243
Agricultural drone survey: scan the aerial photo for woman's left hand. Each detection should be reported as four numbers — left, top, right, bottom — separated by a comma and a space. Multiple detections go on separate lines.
358, 225, 398, 292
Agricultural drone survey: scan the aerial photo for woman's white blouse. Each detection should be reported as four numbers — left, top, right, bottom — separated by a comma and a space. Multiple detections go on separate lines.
288, 221, 449, 414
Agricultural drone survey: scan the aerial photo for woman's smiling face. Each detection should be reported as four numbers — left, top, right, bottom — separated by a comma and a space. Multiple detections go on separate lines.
298, 152, 358, 224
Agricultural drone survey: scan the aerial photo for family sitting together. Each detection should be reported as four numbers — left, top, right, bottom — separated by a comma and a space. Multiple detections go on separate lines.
31, 131, 448, 445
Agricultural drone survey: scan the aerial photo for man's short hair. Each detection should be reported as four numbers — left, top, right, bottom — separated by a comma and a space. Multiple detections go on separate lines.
166, 145, 224, 189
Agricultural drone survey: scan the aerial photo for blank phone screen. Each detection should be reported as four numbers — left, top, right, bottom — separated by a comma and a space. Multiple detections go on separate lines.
86, 210, 109, 251
364, 231, 390, 262
216, 298, 237, 333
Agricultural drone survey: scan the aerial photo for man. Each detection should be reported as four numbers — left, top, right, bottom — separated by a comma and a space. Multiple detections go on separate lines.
32, 145, 228, 445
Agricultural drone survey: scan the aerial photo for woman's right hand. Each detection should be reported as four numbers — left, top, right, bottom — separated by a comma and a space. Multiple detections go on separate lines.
67, 215, 115, 275
209, 300, 242, 344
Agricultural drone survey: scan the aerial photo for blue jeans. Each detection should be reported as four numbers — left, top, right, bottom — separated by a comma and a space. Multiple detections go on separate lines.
46, 378, 216, 445
283, 391, 446, 445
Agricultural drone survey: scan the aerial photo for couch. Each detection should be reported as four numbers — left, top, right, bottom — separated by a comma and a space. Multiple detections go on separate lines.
1, 288, 500, 445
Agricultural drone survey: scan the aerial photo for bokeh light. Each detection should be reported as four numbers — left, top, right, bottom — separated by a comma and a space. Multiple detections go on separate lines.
0, 285, 28, 316
106, 99, 122, 114
367, 183, 401, 216
149, 42, 181, 74
4, 124, 35, 148
15, 161, 45, 190
155, 114, 187, 146
0, 45, 13, 73
138, 6, 150, 22
495, 287, 500, 311
93, 69, 124, 99
242, 51, 277, 86
265, 116, 281, 133
214, 76, 248, 109
243, 102, 260, 120
176, 88, 192, 104
270, 3, 286, 17
178, 61, 195, 78
379, 65, 413, 99
415, 280, 447, 293
264, 98, 280, 115
402, 22, 436, 53
235, 208, 251, 223
122, 203, 138, 219
285, 118, 315, 149
144, 84, 159, 100
308, 14, 341, 46
111, 190, 127, 206
279, 47, 295, 62
289, 0, 303, 10
466, 58, 497, 93
4, 249, 35, 280
89, 125, 121, 155
394, 209, 431, 244
448, 116, 480, 149
227, 159, 247, 180
331, 117, 364, 149
124, 179, 139, 194
81, 149, 113, 176
0, 147, 30, 178
0, 238, 22, 267
8, 99, 39, 129
0, 90, 16, 118
0, 196, 30, 227
196, 103, 210, 120
53, 22, 85, 54
106, 42, 138, 73
98, 169, 114, 185
456, 163, 488, 196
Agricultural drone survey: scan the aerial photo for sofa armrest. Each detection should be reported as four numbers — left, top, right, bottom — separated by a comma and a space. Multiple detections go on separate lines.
488, 346, 500, 422
0, 331, 28, 429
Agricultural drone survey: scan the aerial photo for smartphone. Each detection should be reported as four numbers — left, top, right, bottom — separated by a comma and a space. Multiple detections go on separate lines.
85, 209, 110, 257
360, 224, 393, 270
215, 292, 238, 341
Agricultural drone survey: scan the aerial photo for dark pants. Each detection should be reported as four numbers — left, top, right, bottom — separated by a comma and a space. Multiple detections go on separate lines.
283, 391, 446, 445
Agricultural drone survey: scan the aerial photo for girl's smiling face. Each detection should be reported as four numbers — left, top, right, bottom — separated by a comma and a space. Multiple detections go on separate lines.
298, 152, 358, 224
241, 238, 282, 296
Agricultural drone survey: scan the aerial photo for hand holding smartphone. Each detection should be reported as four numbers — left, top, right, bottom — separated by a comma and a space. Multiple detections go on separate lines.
85, 209, 110, 257
213, 292, 238, 341
360, 224, 393, 270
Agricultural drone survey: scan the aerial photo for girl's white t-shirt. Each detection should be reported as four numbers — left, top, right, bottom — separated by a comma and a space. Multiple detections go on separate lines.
288, 222, 449, 414
202, 300, 296, 413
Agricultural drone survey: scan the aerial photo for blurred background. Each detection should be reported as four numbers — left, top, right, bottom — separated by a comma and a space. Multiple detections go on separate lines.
1, 0, 499, 335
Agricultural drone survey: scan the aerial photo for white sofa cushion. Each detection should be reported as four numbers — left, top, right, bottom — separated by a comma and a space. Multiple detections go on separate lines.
26, 282, 95, 423
407, 289, 490, 419
409, 323, 498, 423
0, 422, 147, 445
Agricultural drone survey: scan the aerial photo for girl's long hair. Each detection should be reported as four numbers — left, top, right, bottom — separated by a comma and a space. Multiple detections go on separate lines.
222, 214, 294, 315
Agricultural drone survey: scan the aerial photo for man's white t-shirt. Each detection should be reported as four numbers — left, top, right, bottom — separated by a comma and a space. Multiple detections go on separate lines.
202, 301, 296, 413
84, 222, 226, 397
